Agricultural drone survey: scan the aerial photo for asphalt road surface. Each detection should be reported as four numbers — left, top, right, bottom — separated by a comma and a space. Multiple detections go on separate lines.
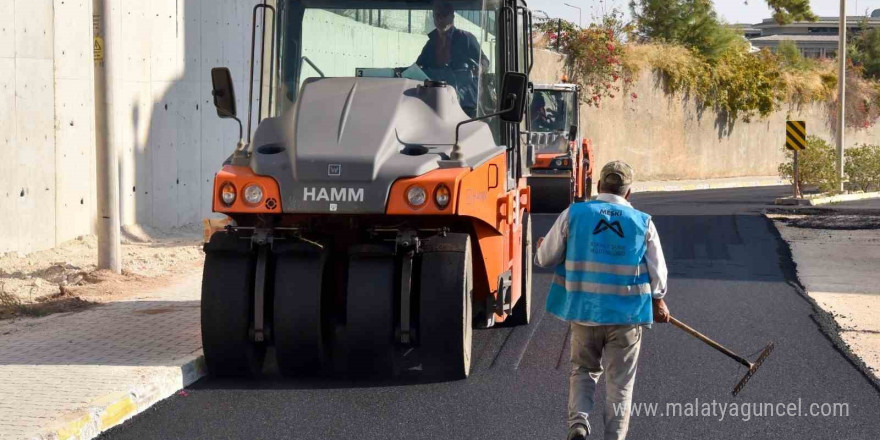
101, 186, 880, 440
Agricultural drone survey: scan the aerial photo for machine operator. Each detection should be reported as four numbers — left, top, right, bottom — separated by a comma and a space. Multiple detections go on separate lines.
416, 1, 488, 116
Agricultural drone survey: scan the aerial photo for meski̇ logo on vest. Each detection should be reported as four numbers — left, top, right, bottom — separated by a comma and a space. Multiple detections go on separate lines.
593, 219, 625, 238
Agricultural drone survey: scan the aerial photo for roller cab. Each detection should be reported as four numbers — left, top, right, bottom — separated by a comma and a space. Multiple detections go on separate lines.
201, 0, 536, 379
527, 83, 594, 212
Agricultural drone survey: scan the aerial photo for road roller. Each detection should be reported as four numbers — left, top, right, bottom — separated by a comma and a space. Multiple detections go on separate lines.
201, 0, 536, 379
527, 83, 593, 212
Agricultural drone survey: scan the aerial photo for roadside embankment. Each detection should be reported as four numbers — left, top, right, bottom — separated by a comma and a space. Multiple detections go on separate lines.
532, 49, 880, 183
0, 225, 203, 321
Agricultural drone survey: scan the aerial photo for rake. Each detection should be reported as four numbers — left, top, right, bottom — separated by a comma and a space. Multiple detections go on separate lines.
669, 316, 775, 397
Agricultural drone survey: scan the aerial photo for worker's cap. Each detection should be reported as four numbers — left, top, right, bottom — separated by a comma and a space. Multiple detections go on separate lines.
599, 161, 634, 186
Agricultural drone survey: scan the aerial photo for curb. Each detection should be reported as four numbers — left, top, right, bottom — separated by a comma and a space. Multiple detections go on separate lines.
629, 177, 788, 194
775, 191, 880, 206
40, 353, 206, 440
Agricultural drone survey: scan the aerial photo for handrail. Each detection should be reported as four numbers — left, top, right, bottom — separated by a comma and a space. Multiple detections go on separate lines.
246, 3, 277, 144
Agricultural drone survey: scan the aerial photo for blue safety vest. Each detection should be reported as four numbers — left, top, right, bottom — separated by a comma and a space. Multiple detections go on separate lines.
545, 200, 654, 325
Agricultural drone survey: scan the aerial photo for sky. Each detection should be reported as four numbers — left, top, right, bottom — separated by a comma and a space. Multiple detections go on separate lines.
528, 0, 880, 27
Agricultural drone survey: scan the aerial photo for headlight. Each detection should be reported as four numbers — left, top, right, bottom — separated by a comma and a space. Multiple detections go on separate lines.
406, 186, 427, 208
243, 184, 264, 205
553, 158, 571, 168
220, 182, 236, 206
434, 184, 451, 209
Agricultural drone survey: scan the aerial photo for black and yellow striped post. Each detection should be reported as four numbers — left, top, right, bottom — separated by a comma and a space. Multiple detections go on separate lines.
786, 121, 807, 197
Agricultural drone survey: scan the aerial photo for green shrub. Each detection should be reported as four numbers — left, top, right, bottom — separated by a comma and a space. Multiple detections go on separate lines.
776, 40, 811, 71
625, 44, 782, 123
700, 48, 782, 122
778, 136, 842, 193
845, 144, 880, 192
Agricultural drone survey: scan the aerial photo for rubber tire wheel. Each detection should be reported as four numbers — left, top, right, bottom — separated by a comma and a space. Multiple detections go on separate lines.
507, 212, 532, 326
274, 249, 326, 377
201, 248, 265, 377
343, 249, 396, 377
419, 234, 473, 379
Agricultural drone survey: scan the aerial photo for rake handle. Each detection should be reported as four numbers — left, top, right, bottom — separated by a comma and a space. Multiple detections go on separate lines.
668, 316, 752, 368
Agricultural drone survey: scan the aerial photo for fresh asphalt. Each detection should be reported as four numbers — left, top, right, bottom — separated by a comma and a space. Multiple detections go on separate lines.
100, 186, 880, 440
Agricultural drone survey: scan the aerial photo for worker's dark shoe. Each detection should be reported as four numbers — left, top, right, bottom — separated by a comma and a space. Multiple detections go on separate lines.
567, 423, 589, 440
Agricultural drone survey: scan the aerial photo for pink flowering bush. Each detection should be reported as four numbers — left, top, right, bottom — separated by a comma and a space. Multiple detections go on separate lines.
537, 11, 634, 107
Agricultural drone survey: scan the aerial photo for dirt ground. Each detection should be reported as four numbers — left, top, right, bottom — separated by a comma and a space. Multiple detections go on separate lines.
769, 210, 880, 380
0, 224, 204, 320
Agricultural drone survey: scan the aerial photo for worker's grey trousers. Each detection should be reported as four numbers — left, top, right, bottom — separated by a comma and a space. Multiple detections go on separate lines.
569, 323, 643, 440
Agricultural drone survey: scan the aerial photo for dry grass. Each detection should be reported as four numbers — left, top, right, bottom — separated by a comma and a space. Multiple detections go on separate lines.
778, 59, 837, 104
623, 43, 838, 106
0, 284, 94, 320
623, 43, 700, 77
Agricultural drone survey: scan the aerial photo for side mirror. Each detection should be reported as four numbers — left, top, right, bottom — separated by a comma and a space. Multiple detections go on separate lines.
568, 125, 578, 141
499, 72, 528, 123
211, 67, 237, 118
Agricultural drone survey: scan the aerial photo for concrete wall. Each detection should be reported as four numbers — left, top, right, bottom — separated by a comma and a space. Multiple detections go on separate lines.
109, 0, 259, 230
531, 49, 880, 181
1, 0, 95, 255
299, 9, 430, 82
0, 0, 258, 254
298, 9, 494, 85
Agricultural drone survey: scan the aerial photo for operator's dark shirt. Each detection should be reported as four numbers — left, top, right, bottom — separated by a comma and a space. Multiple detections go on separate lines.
416, 27, 486, 69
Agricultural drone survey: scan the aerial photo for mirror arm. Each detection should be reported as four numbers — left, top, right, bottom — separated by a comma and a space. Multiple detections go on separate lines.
449, 100, 516, 162
216, 106, 244, 146
302, 56, 325, 78
217, 104, 248, 165
438, 101, 516, 169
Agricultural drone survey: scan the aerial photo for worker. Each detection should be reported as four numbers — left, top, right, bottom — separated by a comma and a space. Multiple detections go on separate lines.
531, 92, 550, 128
416, 0, 487, 116
416, 1, 485, 70
535, 161, 669, 440
531, 91, 563, 131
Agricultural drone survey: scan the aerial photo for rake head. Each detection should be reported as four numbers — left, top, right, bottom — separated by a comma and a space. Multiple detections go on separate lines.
732, 342, 775, 397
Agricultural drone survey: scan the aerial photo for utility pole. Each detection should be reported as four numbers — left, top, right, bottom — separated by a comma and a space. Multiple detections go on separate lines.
837, 0, 847, 192
93, 0, 121, 273
563, 3, 582, 28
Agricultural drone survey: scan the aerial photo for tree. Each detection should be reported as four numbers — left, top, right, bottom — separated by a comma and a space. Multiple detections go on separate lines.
850, 27, 880, 79
631, 0, 817, 57
763, 0, 818, 25
629, 0, 741, 59
776, 40, 810, 70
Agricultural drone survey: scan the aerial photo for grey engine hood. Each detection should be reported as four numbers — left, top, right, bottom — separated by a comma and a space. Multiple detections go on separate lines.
250, 77, 503, 214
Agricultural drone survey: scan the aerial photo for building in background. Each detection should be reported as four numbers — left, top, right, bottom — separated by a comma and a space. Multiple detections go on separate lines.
740, 11, 880, 58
